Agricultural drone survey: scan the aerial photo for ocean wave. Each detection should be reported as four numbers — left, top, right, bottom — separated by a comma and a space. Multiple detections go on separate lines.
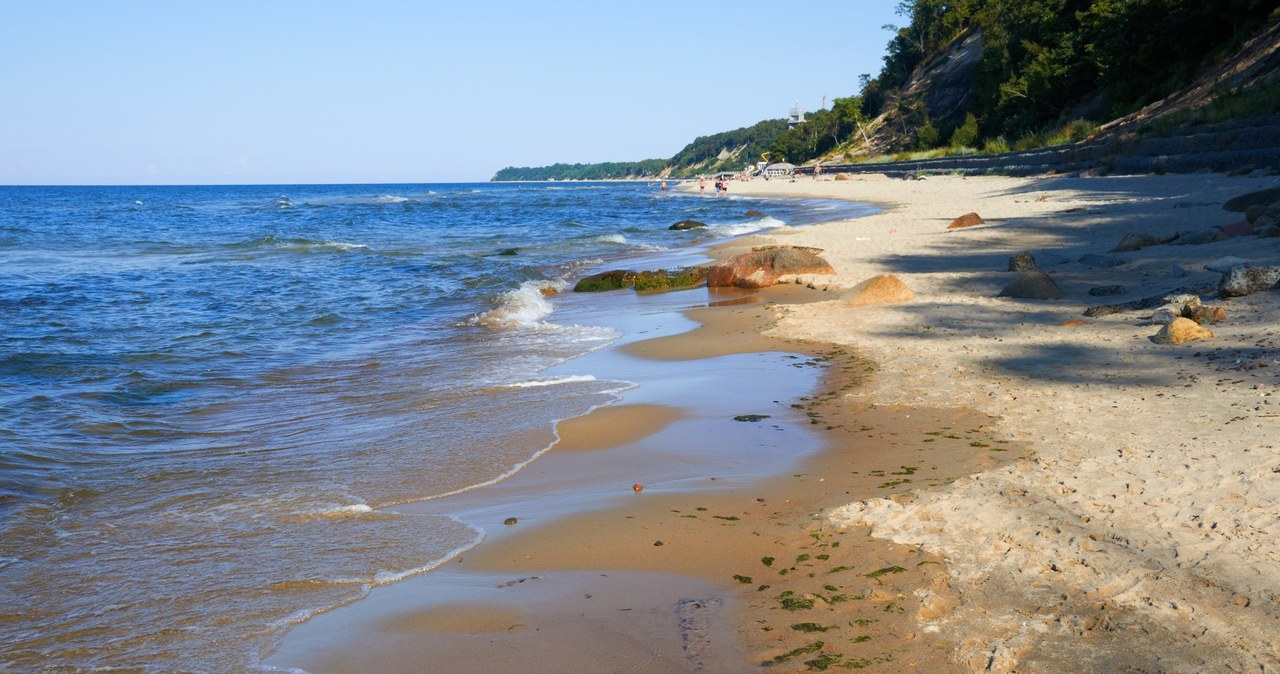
372, 195, 409, 204
595, 233, 628, 245
468, 279, 567, 330
503, 374, 598, 388
229, 236, 369, 254
711, 215, 786, 237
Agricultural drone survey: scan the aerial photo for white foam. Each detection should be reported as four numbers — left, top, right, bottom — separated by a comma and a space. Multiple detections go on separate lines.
469, 279, 568, 330
372, 195, 409, 203
504, 374, 598, 388
595, 233, 628, 245
712, 215, 786, 237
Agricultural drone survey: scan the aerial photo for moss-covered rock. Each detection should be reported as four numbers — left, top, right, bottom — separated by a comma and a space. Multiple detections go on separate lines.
633, 267, 708, 292
573, 270, 637, 292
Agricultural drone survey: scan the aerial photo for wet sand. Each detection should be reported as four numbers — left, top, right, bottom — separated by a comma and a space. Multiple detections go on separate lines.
267, 281, 1003, 673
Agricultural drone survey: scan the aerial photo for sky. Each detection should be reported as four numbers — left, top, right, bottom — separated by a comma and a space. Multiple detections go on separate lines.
1, 1, 903, 185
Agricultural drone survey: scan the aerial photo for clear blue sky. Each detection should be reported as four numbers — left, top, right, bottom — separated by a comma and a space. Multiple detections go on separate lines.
1, 1, 902, 185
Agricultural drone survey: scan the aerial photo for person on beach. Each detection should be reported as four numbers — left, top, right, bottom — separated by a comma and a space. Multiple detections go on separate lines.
699, 177, 706, 195
814, 165, 822, 180
660, 180, 667, 191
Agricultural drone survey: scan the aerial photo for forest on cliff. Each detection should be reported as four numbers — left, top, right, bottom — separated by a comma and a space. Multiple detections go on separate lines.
492, 0, 1278, 181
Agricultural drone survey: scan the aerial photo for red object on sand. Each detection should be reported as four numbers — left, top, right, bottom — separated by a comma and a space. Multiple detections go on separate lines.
632, 483, 643, 492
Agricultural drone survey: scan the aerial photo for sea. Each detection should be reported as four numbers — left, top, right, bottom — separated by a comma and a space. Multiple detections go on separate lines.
0, 182, 876, 672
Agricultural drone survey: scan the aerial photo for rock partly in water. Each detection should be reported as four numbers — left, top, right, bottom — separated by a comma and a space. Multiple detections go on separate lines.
1152, 317, 1214, 345
1245, 204, 1266, 223
1219, 264, 1280, 297
946, 212, 985, 229
744, 210, 765, 218
998, 271, 1064, 300
574, 270, 638, 292
633, 267, 708, 292
843, 274, 915, 305
1221, 220, 1255, 237
707, 247, 835, 289
669, 219, 707, 231
1008, 251, 1036, 272
1088, 285, 1127, 296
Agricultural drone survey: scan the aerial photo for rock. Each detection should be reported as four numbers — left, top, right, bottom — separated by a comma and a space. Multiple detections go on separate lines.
843, 274, 915, 305
574, 270, 637, 292
1078, 253, 1127, 268
497, 248, 520, 256
1088, 285, 1126, 296
1221, 220, 1255, 237
669, 219, 707, 230
1259, 224, 1280, 238
1152, 317, 1213, 345
1149, 308, 1180, 325
1008, 251, 1036, 272
1110, 233, 1164, 252
1223, 186, 1280, 212
1227, 164, 1257, 177
1183, 305, 1227, 325
947, 212, 985, 229
1172, 227, 1229, 245
1256, 207, 1280, 228
834, 173, 852, 181
1205, 256, 1251, 273
744, 210, 765, 218
1219, 264, 1280, 297
998, 271, 1064, 300
707, 247, 835, 289
1165, 294, 1201, 308
1245, 204, 1266, 223
1171, 264, 1188, 278
633, 267, 708, 292
733, 414, 771, 422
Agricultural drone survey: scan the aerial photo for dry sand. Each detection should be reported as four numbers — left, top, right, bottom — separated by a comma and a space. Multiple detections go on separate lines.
719, 171, 1280, 672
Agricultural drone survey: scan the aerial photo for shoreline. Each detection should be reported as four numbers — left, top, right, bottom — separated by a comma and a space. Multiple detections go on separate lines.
269, 171, 1280, 672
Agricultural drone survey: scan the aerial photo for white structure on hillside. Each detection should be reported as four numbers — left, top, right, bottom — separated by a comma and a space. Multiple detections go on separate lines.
788, 102, 805, 127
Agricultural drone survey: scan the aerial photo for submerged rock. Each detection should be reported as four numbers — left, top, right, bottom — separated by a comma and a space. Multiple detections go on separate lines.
1089, 285, 1126, 296
1172, 227, 1229, 245
670, 219, 707, 231
708, 246, 834, 289
998, 271, 1064, 300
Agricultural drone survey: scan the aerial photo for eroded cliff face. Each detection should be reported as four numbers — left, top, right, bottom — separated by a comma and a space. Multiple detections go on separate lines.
864, 28, 985, 156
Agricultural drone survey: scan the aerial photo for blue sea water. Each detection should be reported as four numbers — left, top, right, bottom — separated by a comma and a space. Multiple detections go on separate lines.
0, 182, 875, 672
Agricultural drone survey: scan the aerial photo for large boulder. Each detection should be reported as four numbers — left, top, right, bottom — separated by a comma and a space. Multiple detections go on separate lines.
1152, 317, 1213, 345
1219, 264, 1280, 297
998, 271, 1064, 300
843, 274, 915, 305
707, 246, 835, 289
1223, 186, 1280, 212
947, 212, 985, 229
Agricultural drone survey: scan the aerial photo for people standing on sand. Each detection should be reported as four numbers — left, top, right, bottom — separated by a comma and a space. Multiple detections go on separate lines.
699, 177, 706, 195
814, 165, 822, 180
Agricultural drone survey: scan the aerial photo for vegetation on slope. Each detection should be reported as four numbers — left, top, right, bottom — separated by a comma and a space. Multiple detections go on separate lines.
492, 0, 1279, 180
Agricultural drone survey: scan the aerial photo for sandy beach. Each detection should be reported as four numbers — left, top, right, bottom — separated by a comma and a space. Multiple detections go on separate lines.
270, 171, 1280, 673
724, 171, 1280, 672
